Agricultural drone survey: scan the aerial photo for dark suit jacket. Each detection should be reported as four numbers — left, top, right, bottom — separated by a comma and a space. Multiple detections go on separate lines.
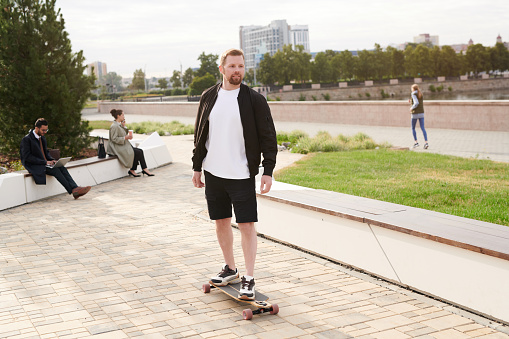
20, 130, 54, 184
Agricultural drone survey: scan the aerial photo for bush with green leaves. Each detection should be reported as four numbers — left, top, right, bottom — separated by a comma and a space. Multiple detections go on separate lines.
127, 121, 194, 136
277, 130, 308, 148
429, 84, 436, 92
291, 131, 388, 154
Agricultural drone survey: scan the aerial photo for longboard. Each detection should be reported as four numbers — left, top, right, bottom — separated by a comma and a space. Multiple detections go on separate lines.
202, 281, 279, 320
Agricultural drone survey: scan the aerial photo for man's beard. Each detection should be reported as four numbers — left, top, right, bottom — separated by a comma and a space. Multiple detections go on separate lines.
228, 73, 243, 85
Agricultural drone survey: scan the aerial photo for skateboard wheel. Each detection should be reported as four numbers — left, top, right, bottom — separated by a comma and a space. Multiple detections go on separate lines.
242, 308, 253, 320
270, 304, 279, 315
202, 283, 211, 293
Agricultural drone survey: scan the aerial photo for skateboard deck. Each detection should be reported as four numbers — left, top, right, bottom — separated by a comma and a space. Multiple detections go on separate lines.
203, 281, 279, 320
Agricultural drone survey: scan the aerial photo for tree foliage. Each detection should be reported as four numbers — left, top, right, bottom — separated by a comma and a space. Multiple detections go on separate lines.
129, 69, 145, 91
182, 67, 194, 88
0, 0, 94, 157
188, 73, 216, 96
170, 70, 181, 88
157, 78, 168, 89
255, 42, 507, 85
196, 52, 219, 80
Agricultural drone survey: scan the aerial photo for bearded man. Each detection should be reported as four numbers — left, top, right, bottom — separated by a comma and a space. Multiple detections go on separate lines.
191, 48, 277, 300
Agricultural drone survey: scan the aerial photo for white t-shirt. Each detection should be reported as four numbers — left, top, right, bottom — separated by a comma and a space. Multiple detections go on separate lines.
202, 87, 250, 179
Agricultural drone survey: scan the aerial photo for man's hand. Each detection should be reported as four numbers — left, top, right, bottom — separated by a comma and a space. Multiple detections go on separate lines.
260, 175, 272, 194
47, 160, 56, 166
192, 171, 205, 188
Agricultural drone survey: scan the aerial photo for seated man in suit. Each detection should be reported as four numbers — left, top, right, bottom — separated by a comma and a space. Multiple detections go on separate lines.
20, 118, 91, 199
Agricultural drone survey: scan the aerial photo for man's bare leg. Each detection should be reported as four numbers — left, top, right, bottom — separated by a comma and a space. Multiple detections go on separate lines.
238, 222, 257, 277
215, 218, 235, 270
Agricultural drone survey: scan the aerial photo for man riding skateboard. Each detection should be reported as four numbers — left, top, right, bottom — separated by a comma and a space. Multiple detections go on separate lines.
192, 48, 277, 300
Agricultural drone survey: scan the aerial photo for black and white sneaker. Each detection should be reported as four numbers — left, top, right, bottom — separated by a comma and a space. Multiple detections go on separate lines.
413, 143, 420, 148
211, 264, 240, 286
424, 143, 429, 149
238, 276, 255, 300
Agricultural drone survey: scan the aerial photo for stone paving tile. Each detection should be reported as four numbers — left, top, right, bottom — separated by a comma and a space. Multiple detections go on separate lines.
1, 136, 509, 338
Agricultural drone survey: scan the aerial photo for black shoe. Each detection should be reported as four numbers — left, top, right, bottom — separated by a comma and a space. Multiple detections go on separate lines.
413, 142, 420, 148
211, 264, 240, 286
142, 169, 154, 176
238, 276, 255, 300
424, 143, 429, 149
128, 171, 140, 177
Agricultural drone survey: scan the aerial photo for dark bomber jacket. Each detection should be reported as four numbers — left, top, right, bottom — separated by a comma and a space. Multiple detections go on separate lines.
192, 83, 277, 178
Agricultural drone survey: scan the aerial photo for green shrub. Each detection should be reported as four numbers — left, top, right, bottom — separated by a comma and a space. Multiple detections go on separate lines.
291, 131, 385, 154
365, 92, 371, 98
312, 95, 317, 101
436, 85, 444, 92
321, 93, 331, 101
429, 84, 436, 92
127, 121, 194, 135
380, 89, 390, 98
276, 96, 281, 101
448, 86, 453, 91
299, 94, 306, 101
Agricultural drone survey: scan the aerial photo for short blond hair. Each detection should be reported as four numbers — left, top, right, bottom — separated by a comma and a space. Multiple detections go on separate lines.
220, 48, 244, 67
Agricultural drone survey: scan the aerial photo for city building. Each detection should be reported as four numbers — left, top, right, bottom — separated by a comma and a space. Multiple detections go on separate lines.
87, 61, 107, 80
239, 20, 310, 71
413, 33, 439, 46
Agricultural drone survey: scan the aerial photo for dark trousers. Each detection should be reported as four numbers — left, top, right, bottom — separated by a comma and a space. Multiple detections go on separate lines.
45, 166, 78, 194
131, 147, 147, 171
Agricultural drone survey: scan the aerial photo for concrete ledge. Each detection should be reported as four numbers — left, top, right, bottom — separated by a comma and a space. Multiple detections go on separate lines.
1, 132, 172, 210
0, 173, 26, 210
255, 179, 509, 324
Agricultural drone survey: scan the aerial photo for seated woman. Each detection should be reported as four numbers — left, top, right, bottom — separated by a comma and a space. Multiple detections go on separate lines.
107, 109, 154, 177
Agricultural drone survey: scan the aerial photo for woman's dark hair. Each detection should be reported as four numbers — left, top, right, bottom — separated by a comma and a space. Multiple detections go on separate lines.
35, 118, 48, 128
110, 109, 123, 119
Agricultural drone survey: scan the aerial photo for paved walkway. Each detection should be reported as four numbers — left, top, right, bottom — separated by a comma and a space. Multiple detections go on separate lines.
1, 112, 508, 338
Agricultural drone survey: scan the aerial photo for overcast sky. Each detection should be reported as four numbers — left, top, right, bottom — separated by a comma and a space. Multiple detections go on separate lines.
56, 0, 509, 79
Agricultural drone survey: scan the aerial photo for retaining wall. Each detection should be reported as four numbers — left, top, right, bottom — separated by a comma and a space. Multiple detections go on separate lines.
98, 100, 509, 132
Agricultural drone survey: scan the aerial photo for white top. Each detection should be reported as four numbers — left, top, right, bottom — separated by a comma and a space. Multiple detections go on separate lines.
202, 87, 250, 179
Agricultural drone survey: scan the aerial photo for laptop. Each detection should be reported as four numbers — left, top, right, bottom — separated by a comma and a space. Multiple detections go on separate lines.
46, 157, 72, 168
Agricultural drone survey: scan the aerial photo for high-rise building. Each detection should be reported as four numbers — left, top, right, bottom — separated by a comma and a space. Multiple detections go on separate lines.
87, 61, 107, 79
239, 20, 310, 71
413, 33, 439, 46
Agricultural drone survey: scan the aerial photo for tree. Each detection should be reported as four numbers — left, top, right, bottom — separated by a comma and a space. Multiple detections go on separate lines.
386, 46, 405, 78
355, 49, 374, 81
489, 43, 509, 73
129, 69, 145, 91
293, 45, 311, 83
336, 50, 355, 80
170, 70, 181, 88
258, 53, 277, 85
188, 73, 216, 96
0, 0, 94, 157
439, 45, 461, 77
182, 67, 194, 88
466, 44, 490, 77
311, 52, 332, 83
157, 78, 168, 89
429, 46, 442, 77
102, 72, 123, 91
243, 68, 255, 86
405, 45, 431, 77
196, 52, 219, 80
372, 43, 389, 80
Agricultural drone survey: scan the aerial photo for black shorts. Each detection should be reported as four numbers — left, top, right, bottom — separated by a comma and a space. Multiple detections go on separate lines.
204, 171, 258, 223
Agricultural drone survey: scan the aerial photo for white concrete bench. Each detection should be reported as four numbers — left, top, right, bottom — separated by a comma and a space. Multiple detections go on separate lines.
0, 132, 172, 210
254, 178, 509, 325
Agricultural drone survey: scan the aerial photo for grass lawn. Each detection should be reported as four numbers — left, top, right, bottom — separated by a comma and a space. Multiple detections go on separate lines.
87, 120, 113, 130
275, 149, 509, 226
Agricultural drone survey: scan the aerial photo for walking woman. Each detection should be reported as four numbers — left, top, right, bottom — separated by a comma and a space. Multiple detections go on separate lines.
409, 84, 429, 149
107, 109, 155, 177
